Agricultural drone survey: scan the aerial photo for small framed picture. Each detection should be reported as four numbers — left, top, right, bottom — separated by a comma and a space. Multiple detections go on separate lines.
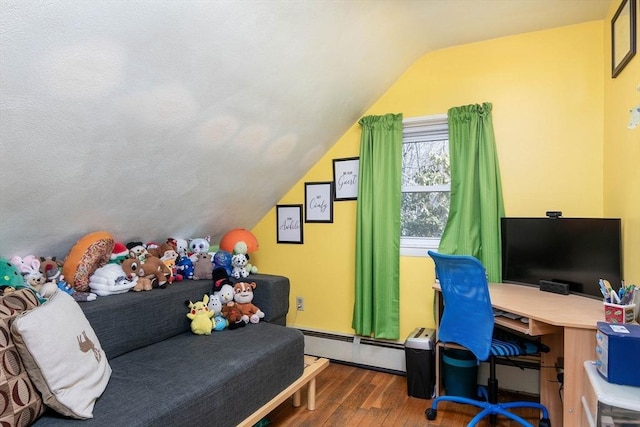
611, 0, 637, 78
333, 157, 359, 201
276, 204, 303, 244
305, 182, 333, 223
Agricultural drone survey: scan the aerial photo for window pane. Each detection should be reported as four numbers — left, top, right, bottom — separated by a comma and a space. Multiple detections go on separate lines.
402, 139, 450, 187
401, 191, 450, 238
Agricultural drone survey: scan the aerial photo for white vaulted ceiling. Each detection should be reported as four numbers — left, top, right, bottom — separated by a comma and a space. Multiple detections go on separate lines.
0, 0, 610, 257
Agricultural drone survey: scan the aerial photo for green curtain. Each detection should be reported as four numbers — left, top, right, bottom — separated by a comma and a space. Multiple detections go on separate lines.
352, 113, 403, 339
438, 103, 505, 282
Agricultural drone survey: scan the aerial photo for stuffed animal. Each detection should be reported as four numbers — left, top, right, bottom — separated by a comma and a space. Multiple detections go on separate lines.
56, 275, 97, 302
121, 256, 171, 288
10, 256, 57, 298
233, 281, 264, 324
192, 253, 213, 280
89, 263, 139, 296
188, 236, 211, 261
160, 246, 181, 282
232, 241, 258, 275
186, 294, 214, 335
215, 283, 234, 305
212, 267, 233, 294
170, 238, 189, 258
1, 257, 28, 294
109, 242, 129, 264
175, 256, 194, 280
207, 293, 227, 331
230, 253, 251, 279
38, 256, 96, 301
216, 283, 246, 329
145, 242, 161, 258
126, 241, 148, 262
39, 257, 62, 282
221, 301, 245, 329
132, 277, 153, 292
213, 250, 233, 277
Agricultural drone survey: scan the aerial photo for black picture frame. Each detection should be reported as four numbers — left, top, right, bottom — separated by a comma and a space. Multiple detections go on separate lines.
276, 204, 303, 244
304, 182, 334, 223
611, 0, 637, 78
332, 157, 359, 201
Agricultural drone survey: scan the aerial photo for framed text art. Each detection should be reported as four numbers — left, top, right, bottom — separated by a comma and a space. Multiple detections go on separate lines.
333, 157, 359, 201
276, 204, 303, 244
305, 182, 333, 223
611, 0, 637, 78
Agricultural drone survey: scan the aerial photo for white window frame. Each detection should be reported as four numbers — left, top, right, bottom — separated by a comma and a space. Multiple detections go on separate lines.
400, 114, 449, 257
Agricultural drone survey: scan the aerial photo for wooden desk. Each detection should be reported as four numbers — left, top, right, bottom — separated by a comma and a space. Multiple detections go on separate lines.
433, 282, 603, 427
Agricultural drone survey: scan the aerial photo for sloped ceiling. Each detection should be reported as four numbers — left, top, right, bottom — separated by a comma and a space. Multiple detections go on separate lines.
0, 0, 610, 258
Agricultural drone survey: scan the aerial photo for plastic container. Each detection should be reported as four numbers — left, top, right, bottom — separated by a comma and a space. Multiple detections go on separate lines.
404, 327, 435, 399
443, 349, 478, 398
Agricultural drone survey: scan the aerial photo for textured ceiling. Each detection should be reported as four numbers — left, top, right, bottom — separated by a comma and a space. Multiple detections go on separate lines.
0, 0, 610, 258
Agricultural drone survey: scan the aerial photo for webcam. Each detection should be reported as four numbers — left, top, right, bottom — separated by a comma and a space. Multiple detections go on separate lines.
546, 211, 562, 219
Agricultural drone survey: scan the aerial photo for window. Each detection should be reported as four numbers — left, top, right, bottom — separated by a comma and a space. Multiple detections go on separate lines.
400, 115, 450, 256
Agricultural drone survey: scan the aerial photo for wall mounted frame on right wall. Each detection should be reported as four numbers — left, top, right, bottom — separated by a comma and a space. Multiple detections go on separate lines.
611, 0, 637, 78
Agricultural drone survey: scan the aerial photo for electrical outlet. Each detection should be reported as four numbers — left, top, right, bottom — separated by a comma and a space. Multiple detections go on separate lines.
296, 297, 304, 311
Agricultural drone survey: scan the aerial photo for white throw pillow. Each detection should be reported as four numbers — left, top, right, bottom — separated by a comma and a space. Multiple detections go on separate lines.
11, 290, 111, 419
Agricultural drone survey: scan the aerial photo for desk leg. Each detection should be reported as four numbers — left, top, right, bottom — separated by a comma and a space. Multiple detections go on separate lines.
563, 327, 594, 427
541, 332, 563, 427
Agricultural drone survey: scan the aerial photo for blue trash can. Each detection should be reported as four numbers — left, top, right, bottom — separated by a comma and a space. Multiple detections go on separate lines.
443, 349, 478, 398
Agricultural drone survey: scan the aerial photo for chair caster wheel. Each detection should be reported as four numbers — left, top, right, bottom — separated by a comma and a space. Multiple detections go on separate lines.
539, 418, 551, 427
425, 408, 437, 420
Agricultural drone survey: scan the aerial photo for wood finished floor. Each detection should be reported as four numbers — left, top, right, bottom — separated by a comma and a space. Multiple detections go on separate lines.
263, 361, 542, 427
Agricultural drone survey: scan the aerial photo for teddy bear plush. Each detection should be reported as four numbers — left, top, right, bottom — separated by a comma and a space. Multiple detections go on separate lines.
186, 294, 214, 335
192, 253, 213, 280
233, 281, 265, 324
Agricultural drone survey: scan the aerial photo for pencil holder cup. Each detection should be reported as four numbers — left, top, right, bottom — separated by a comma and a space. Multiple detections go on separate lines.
604, 302, 636, 324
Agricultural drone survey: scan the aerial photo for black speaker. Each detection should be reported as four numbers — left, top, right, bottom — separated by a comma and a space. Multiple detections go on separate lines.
539, 280, 570, 295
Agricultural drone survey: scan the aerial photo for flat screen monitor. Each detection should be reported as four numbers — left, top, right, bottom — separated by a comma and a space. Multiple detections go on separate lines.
501, 217, 622, 299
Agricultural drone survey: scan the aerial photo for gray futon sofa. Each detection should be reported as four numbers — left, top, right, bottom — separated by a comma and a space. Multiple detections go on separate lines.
33, 273, 305, 426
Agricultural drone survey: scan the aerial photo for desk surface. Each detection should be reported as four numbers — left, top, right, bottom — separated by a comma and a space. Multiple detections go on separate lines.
433, 282, 604, 330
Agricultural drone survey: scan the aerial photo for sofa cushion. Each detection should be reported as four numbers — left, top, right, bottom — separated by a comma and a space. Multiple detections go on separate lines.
33, 323, 304, 426
11, 291, 111, 419
0, 289, 45, 426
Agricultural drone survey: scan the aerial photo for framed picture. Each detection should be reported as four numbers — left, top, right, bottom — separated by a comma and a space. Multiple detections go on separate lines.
332, 157, 359, 201
611, 0, 637, 78
304, 182, 333, 223
276, 204, 303, 244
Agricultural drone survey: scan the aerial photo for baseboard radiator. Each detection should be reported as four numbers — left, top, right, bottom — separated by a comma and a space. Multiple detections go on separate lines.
295, 327, 541, 395
296, 328, 406, 374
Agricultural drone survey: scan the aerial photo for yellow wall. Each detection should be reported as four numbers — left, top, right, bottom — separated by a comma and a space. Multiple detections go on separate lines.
603, 0, 640, 285
253, 20, 621, 340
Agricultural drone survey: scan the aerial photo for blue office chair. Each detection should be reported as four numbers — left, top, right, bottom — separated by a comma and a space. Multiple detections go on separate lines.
426, 251, 551, 427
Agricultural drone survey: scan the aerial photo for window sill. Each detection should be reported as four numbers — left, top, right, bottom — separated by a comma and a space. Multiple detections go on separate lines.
400, 237, 440, 257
